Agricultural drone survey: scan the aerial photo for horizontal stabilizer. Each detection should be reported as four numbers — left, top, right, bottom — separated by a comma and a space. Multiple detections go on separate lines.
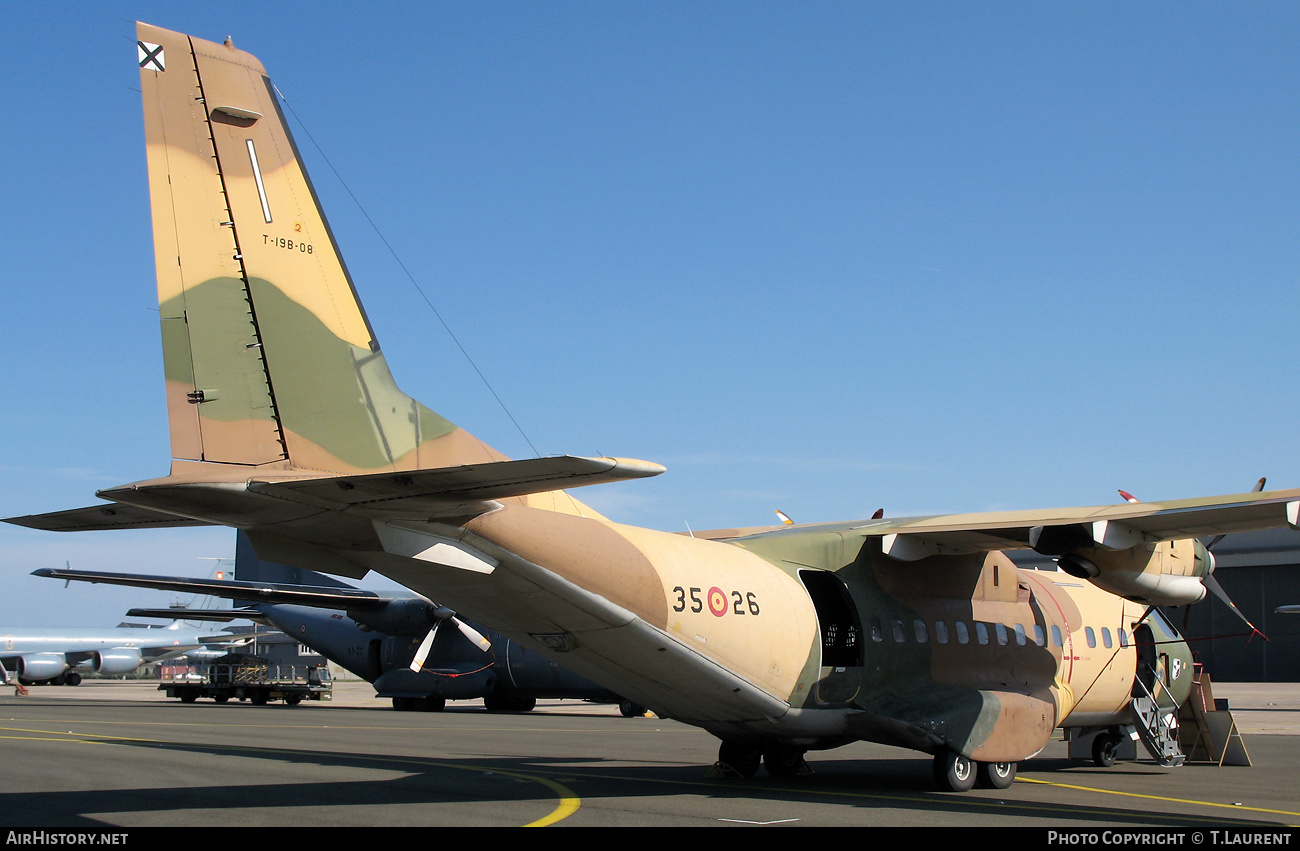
249, 455, 665, 515
125, 607, 269, 624
33, 567, 390, 611
6, 502, 216, 532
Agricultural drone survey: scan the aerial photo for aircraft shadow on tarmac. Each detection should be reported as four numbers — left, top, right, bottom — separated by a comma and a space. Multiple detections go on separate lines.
6, 736, 1287, 828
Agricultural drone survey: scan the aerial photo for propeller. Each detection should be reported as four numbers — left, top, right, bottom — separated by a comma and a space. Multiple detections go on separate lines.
1118, 478, 1268, 642
409, 606, 492, 673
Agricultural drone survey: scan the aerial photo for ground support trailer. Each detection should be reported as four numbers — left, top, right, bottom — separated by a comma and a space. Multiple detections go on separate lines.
161, 654, 332, 706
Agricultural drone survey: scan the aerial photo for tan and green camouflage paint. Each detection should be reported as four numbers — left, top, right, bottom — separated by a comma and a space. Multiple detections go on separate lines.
727, 525, 1189, 762
140, 25, 518, 480
128, 23, 1208, 762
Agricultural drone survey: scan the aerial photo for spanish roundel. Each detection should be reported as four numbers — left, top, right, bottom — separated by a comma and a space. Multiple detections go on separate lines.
708, 587, 728, 617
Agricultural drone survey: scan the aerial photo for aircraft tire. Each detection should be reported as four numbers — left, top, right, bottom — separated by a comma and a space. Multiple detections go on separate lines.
933, 750, 976, 792
418, 695, 446, 712
1092, 732, 1121, 767
976, 761, 1016, 789
717, 741, 761, 779
763, 745, 810, 778
64, 672, 82, 686
619, 700, 646, 717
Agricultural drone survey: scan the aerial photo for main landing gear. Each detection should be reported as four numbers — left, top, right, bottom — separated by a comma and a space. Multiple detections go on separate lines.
713, 741, 812, 778
932, 749, 1017, 792
713, 740, 1017, 791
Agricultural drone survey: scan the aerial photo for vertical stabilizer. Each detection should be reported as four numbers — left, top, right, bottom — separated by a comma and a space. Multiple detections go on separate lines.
137, 23, 498, 475
233, 531, 355, 589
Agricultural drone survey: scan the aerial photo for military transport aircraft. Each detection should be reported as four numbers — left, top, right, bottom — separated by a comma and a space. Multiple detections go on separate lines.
1, 619, 245, 686
35, 533, 642, 714
8, 22, 1300, 791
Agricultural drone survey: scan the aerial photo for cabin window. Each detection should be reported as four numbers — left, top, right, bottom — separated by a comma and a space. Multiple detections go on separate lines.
975, 623, 989, 645
934, 621, 949, 644
1014, 624, 1027, 646
870, 617, 883, 642
1033, 624, 1046, 646
1118, 628, 1129, 648
1085, 627, 1097, 648
956, 622, 969, 644
1102, 628, 1113, 649
995, 623, 1008, 646
1050, 625, 1063, 647
892, 620, 906, 643
913, 620, 928, 643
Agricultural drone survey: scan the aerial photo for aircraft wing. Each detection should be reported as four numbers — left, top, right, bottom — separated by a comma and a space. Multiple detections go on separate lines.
6, 502, 215, 532
719, 488, 1300, 559
33, 567, 396, 610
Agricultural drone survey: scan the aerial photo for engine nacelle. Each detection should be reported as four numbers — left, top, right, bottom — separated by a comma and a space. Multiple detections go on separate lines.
92, 647, 145, 674
16, 653, 68, 681
348, 598, 438, 635
1057, 538, 1213, 607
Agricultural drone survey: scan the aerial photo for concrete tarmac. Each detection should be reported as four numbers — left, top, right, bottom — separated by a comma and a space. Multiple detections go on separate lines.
1, 679, 1297, 828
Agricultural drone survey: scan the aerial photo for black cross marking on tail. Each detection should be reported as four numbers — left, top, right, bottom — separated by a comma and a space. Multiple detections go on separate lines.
138, 41, 164, 72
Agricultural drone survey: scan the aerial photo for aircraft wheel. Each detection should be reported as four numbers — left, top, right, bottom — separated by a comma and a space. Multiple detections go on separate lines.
65, 672, 82, 686
392, 697, 413, 711
933, 749, 976, 792
717, 741, 761, 778
976, 761, 1017, 789
763, 745, 811, 778
180, 691, 198, 704
619, 700, 646, 717
418, 695, 446, 712
214, 695, 229, 704
1092, 732, 1121, 767
484, 695, 535, 712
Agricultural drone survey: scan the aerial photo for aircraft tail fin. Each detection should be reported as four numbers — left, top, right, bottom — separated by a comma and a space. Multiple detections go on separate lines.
137, 22, 496, 475
233, 530, 355, 589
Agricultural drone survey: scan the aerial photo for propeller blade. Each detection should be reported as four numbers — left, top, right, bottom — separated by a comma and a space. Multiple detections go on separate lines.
453, 618, 492, 653
775, 510, 794, 526
1204, 574, 1268, 642
409, 623, 439, 672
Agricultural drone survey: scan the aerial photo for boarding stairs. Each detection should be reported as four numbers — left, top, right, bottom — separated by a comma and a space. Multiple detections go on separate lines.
1131, 663, 1185, 767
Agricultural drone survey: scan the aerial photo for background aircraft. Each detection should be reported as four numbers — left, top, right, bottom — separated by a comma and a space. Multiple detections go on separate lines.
36, 532, 644, 714
1, 619, 245, 686
9, 22, 1300, 791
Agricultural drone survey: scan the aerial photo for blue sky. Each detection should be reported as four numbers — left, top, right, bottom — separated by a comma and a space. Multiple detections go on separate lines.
3, 2, 1299, 627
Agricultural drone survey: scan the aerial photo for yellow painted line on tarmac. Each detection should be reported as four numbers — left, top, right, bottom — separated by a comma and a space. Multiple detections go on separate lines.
1017, 777, 1300, 819
0, 725, 150, 744
0, 724, 582, 826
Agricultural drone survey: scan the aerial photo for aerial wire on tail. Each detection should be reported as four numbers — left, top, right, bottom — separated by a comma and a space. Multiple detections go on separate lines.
271, 84, 542, 460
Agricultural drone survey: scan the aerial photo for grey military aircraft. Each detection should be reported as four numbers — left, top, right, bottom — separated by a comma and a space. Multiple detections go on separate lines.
0, 619, 245, 686
36, 533, 644, 714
